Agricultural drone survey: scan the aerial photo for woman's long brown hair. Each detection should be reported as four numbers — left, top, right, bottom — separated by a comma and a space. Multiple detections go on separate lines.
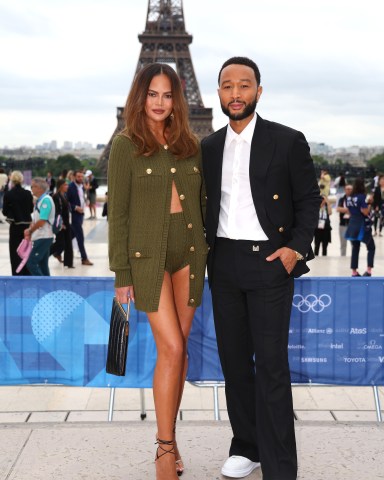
121, 63, 198, 159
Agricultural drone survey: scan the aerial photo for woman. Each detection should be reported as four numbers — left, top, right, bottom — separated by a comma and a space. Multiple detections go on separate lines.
313, 195, 332, 256
2, 171, 34, 275
345, 177, 375, 277
108, 63, 207, 480
66, 170, 75, 184
50, 179, 74, 268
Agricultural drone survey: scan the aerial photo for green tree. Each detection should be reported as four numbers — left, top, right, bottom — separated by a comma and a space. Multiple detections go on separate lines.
368, 153, 384, 174
81, 157, 101, 177
312, 155, 328, 166
54, 154, 82, 176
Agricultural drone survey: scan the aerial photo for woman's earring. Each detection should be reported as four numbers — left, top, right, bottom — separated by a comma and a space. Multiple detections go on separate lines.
170, 112, 174, 119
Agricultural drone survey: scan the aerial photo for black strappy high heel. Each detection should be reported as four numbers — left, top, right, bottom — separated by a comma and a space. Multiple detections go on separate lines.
173, 417, 184, 476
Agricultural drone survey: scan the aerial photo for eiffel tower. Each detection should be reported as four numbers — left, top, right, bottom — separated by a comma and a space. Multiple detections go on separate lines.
97, 0, 213, 176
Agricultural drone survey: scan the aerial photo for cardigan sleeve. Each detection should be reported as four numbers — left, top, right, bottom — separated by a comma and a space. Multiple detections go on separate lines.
108, 135, 133, 287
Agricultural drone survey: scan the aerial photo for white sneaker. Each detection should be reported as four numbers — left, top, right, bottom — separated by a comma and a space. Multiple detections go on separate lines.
221, 455, 261, 478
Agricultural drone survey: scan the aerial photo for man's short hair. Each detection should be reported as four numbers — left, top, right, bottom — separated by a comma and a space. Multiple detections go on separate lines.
218, 56, 261, 86
32, 177, 49, 192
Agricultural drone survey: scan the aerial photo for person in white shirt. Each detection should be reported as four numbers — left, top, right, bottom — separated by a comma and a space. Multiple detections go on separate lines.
202, 57, 320, 480
24, 177, 55, 276
66, 170, 93, 266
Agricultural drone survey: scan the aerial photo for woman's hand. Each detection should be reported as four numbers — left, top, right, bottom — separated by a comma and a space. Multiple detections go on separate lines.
115, 285, 135, 304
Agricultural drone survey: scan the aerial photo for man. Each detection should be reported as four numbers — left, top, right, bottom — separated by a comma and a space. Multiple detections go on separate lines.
336, 184, 353, 255
201, 57, 320, 480
45, 171, 56, 195
24, 177, 55, 276
66, 170, 93, 266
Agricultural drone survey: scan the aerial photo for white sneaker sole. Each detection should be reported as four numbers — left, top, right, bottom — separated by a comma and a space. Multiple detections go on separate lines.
221, 461, 260, 478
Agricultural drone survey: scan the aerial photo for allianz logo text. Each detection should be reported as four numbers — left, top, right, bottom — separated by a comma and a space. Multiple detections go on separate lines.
292, 294, 331, 313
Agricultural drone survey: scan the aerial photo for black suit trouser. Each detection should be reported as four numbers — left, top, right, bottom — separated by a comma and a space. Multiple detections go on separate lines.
71, 213, 88, 261
51, 224, 74, 267
211, 237, 297, 480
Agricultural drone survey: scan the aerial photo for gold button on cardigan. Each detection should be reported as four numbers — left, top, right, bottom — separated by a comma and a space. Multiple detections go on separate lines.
108, 135, 208, 312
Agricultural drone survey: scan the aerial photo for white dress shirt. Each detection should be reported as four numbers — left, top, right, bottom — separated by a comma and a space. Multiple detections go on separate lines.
76, 182, 85, 209
217, 114, 269, 241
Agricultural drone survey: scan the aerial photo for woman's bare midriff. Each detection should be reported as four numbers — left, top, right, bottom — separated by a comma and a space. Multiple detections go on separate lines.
170, 180, 183, 213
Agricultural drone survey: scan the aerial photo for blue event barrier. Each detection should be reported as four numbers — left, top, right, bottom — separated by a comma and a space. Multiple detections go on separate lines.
0, 276, 383, 388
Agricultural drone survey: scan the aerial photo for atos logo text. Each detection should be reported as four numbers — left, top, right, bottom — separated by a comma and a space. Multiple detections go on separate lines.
292, 294, 332, 313
350, 328, 367, 335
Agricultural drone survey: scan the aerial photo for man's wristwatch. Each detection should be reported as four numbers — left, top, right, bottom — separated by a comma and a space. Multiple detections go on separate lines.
294, 251, 304, 261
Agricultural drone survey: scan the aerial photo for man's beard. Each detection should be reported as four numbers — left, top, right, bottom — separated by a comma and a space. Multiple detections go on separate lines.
221, 98, 257, 121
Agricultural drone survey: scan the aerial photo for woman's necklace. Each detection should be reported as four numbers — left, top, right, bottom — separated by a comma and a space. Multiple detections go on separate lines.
163, 144, 168, 150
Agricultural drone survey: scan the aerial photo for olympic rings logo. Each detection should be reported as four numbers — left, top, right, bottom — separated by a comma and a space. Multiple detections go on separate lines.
292, 294, 332, 313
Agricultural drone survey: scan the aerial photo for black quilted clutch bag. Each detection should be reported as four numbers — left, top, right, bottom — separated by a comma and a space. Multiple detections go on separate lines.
106, 298, 130, 376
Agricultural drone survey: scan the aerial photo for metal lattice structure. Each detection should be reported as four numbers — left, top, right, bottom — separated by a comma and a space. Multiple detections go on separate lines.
97, 0, 213, 176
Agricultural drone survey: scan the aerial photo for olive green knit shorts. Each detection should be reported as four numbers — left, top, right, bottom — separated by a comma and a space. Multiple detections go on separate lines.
165, 212, 189, 274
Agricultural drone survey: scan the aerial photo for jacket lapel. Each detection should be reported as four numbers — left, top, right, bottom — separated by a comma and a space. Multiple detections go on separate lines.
209, 126, 227, 211
249, 115, 275, 182
249, 116, 276, 209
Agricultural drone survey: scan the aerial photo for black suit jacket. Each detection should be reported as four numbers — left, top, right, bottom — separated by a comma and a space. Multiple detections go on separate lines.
2, 184, 34, 224
201, 115, 321, 283
66, 181, 84, 216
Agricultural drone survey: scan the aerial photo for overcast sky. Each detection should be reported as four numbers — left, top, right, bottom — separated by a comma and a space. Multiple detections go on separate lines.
0, 0, 383, 149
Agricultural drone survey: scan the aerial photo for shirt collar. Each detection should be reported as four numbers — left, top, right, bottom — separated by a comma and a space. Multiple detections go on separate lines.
226, 113, 257, 147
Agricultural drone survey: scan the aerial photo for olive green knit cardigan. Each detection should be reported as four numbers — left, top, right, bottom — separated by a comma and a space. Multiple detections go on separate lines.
108, 135, 208, 312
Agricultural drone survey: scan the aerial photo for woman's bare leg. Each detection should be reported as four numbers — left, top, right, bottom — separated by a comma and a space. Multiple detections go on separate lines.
170, 264, 196, 471
147, 272, 185, 480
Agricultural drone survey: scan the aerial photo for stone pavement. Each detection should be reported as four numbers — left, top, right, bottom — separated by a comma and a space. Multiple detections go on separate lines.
1, 421, 383, 480
1, 204, 384, 479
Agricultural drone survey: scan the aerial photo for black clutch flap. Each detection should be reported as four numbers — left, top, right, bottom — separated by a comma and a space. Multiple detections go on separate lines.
106, 298, 130, 376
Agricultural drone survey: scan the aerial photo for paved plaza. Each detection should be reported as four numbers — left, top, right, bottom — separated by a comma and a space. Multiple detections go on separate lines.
0, 205, 383, 479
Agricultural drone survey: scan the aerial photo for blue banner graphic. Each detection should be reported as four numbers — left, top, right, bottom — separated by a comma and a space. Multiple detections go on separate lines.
0, 277, 383, 387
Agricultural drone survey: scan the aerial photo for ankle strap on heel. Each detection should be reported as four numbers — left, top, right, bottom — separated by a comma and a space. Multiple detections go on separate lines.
155, 438, 176, 460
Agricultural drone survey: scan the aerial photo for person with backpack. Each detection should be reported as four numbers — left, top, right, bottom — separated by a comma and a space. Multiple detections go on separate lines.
24, 177, 55, 276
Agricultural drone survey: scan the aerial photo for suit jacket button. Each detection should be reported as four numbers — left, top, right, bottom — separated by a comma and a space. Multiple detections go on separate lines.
189, 246, 195, 252
193, 167, 199, 173
146, 169, 152, 174
179, 194, 185, 200
278, 227, 284, 233
135, 252, 141, 258
171, 167, 176, 173
273, 194, 279, 200
190, 274, 195, 280
187, 223, 193, 229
